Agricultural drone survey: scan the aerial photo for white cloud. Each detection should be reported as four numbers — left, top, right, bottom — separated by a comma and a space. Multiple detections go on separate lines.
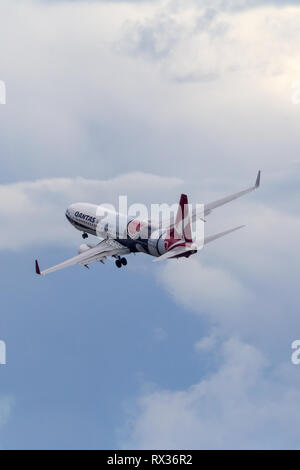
1, 0, 300, 450
121, 1, 300, 84
158, 257, 251, 326
155, 194, 300, 352
122, 172, 300, 449
124, 338, 300, 449
0, 172, 182, 250
1, 0, 300, 182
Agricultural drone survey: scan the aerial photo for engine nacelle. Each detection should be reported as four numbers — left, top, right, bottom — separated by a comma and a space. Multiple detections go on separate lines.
147, 230, 167, 257
78, 243, 94, 254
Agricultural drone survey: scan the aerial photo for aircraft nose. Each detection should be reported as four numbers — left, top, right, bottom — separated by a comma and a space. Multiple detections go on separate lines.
65, 204, 75, 219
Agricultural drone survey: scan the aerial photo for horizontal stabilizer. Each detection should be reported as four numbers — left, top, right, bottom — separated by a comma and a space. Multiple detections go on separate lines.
153, 244, 196, 262
153, 225, 245, 262
203, 225, 245, 246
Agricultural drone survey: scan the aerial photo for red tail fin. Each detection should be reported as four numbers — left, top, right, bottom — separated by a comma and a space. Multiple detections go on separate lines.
165, 194, 193, 247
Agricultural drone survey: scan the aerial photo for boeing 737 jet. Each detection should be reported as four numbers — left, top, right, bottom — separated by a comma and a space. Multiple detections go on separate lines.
35, 171, 261, 275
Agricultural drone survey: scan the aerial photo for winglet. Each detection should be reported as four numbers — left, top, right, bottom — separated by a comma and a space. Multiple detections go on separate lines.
203, 224, 246, 246
255, 170, 261, 189
35, 259, 41, 275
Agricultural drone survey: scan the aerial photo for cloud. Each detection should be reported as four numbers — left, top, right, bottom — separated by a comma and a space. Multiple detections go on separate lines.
120, 0, 300, 84
0, 172, 182, 250
119, 176, 300, 448
1, 0, 300, 184
1, 0, 300, 450
158, 257, 251, 324
155, 193, 300, 350
124, 338, 300, 449
121, 169, 300, 449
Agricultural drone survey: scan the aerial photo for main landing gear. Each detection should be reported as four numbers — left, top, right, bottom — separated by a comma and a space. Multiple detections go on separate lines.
115, 257, 127, 268
82, 233, 88, 239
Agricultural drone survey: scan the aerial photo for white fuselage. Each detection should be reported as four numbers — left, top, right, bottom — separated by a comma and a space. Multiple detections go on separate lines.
65, 203, 168, 258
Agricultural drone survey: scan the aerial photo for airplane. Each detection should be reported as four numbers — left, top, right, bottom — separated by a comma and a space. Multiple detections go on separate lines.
35, 171, 261, 276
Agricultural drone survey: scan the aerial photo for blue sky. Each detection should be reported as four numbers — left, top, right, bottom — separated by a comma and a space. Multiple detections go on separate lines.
0, 246, 211, 449
0, 0, 300, 449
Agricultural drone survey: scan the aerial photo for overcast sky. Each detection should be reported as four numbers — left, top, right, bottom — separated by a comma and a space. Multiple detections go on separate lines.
0, 0, 300, 449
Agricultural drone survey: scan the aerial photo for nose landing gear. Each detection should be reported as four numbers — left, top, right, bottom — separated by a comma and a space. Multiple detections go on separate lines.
82, 233, 88, 239
115, 257, 127, 268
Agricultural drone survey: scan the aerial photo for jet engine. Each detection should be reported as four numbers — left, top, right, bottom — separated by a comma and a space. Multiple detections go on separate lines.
147, 229, 168, 257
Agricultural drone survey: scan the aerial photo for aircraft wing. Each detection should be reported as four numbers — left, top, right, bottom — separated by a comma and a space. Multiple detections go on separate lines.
192, 170, 260, 221
35, 239, 130, 276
